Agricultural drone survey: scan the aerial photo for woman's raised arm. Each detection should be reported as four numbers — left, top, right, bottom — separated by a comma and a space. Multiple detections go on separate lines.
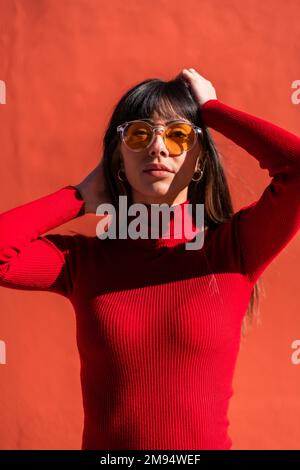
202, 98, 300, 284
0, 185, 85, 298
0, 160, 110, 298
181, 68, 300, 284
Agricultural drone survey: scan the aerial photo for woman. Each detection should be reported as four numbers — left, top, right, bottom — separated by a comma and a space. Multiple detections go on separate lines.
0, 68, 300, 450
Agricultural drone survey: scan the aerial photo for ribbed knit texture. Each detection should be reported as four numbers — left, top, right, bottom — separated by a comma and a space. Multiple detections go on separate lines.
1, 99, 300, 450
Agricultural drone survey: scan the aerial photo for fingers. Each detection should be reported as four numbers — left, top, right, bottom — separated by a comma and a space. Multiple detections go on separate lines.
178, 68, 217, 105
183, 68, 205, 79
178, 68, 197, 77
182, 68, 197, 75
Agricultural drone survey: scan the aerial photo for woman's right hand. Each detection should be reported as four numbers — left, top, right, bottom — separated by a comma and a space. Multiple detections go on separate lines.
74, 160, 112, 214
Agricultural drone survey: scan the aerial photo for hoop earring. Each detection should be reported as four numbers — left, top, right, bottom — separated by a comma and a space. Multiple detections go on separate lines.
192, 167, 204, 182
117, 168, 127, 182
192, 153, 206, 182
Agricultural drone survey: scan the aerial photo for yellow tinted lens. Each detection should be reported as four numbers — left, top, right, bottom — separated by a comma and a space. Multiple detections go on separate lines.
165, 123, 195, 155
124, 122, 152, 149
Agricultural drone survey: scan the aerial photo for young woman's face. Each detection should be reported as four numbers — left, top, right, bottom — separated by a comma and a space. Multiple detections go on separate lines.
118, 111, 203, 206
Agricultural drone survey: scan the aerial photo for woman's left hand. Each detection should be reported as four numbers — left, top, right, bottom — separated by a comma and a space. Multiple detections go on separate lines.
178, 68, 218, 106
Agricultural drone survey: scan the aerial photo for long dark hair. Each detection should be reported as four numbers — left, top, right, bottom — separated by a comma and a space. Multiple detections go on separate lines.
101, 75, 263, 335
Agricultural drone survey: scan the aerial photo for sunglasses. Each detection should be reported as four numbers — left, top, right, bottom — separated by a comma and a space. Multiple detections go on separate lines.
117, 119, 203, 156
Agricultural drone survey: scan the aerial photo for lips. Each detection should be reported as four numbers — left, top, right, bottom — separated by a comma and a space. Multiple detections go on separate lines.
143, 164, 174, 173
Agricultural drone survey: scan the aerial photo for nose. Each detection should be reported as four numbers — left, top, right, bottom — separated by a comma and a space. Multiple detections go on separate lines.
148, 128, 169, 156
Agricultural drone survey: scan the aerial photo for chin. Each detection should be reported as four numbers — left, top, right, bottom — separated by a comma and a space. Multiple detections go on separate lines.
140, 184, 172, 198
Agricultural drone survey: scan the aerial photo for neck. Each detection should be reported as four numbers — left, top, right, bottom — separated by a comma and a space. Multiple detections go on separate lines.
131, 190, 189, 208
114, 196, 205, 250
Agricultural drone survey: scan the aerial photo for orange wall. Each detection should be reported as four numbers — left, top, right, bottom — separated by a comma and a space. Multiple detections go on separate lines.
0, 0, 300, 450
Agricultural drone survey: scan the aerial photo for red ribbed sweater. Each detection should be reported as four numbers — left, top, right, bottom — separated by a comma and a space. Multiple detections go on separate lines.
1, 99, 300, 450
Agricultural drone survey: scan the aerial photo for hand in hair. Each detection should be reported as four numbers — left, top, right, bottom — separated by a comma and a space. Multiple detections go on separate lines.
179, 68, 217, 106
75, 160, 112, 214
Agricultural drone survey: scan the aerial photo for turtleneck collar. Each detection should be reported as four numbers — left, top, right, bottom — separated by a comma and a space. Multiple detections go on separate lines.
115, 198, 204, 250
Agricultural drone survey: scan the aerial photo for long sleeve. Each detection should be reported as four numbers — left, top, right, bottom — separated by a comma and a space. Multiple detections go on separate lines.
201, 99, 300, 284
0, 185, 85, 298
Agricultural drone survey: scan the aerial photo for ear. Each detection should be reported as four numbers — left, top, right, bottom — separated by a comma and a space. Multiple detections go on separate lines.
194, 157, 200, 171
117, 146, 124, 166
119, 155, 124, 168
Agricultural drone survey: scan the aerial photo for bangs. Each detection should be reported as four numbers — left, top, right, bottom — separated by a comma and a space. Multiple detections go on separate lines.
115, 78, 200, 127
